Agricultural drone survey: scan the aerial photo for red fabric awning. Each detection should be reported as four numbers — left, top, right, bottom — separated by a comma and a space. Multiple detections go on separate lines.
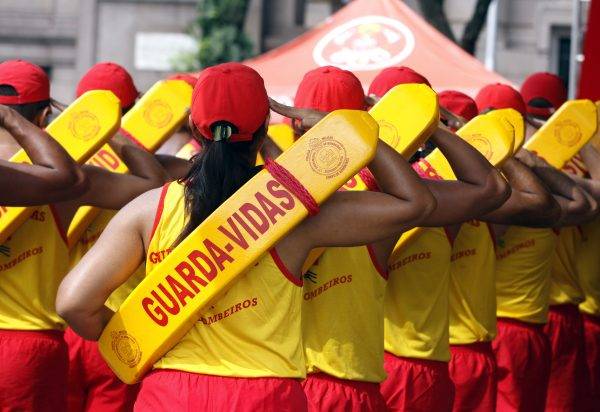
245, 0, 509, 109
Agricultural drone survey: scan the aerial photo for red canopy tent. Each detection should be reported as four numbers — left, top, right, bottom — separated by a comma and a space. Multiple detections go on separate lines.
246, 0, 509, 107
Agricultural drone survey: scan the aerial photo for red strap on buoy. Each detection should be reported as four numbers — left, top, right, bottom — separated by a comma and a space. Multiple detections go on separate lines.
119, 128, 145, 149
358, 168, 380, 191
265, 158, 320, 216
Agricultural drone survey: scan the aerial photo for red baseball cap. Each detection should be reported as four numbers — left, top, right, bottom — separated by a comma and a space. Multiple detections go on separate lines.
168, 73, 198, 88
191, 62, 269, 142
0, 60, 50, 105
368, 66, 431, 97
439, 90, 478, 121
520, 72, 567, 118
294, 66, 365, 112
475, 83, 526, 116
76, 62, 139, 109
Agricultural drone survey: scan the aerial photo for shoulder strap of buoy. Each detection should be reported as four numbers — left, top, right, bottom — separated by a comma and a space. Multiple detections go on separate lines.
0, 90, 121, 245
66, 80, 193, 247
98, 109, 379, 384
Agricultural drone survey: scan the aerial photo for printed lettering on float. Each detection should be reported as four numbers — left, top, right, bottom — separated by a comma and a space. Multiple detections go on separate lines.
141, 179, 296, 327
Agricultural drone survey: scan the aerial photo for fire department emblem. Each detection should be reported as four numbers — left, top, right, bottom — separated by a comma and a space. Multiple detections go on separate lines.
306, 136, 349, 179
313, 16, 416, 71
69, 111, 101, 141
111, 330, 142, 368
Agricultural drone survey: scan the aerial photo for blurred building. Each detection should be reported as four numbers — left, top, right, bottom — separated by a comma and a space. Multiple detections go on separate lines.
0, 0, 583, 101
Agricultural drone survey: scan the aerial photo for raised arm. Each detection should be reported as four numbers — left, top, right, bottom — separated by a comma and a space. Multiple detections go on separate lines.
276, 140, 437, 275
567, 144, 600, 201
526, 151, 598, 226
481, 153, 560, 227
0, 105, 88, 205
72, 134, 170, 210
56, 188, 160, 340
418, 125, 510, 227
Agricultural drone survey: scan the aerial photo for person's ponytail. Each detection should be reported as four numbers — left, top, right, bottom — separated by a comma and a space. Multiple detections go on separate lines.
175, 123, 265, 245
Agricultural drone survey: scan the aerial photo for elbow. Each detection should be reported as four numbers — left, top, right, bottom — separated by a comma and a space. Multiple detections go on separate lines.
482, 171, 511, 210
52, 166, 89, 199
412, 189, 438, 225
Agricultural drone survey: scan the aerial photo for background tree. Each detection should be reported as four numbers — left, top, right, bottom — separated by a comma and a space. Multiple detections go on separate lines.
418, 0, 494, 55
175, 0, 254, 70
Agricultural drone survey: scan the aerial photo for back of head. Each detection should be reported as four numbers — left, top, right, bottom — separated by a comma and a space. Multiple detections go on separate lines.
294, 66, 365, 112
368, 66, 431, 98
439, 90, 478, 122
475, 83, 526, 117
0, 59, 50, 123
77, 62, 139, 111
520, 72, 567, 119
177, 62, 269, 244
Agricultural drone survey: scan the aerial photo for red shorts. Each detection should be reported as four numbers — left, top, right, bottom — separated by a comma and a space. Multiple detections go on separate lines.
380, 352, 454, 412
0, 329, 68, 411
492, 318, 551, 412
449, 341, 497, 412
583, 314, 600, 406
134, 369, 307, 411
544, 304, 591, 411
302, 372, 386, 412
65, 327, 139, 412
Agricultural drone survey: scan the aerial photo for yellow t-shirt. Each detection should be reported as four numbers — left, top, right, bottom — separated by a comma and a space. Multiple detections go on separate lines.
549, 227, 584, 305
146, 182, 305, 378
578, 218, 600, 316
385, 227, 452, 362
303, 245, 387, 382
69, 209, 145, 312
449, 221, 497, 344
495, 227, 557, 323
0, 206, 68, 330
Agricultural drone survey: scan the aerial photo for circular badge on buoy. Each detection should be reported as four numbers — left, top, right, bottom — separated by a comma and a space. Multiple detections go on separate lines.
69, 111, 101, 141
313, 15, 415, 71
466, 134, 494, 161
143, 100, 173, 128
554, 119, 582, 147
306, 136, 349, 179
111, 330, 141, 368
378, 119, 401, 149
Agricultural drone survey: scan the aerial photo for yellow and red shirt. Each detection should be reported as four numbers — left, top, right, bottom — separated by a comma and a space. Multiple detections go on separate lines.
449, 221, 497, 344
147, 182, 305, 378
385, 227, 453, 362
302, 245, 387, 382
578, 218, 600, 316
0, 206, 69, 330
495, 227, 557, 323
549, 226, 584, 306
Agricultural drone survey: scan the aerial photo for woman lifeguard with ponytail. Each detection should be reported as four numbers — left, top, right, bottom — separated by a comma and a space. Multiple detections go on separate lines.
57, 62, 437, 411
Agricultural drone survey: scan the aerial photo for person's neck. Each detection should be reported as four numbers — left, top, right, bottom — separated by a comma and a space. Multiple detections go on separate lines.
0, 129, 20, 160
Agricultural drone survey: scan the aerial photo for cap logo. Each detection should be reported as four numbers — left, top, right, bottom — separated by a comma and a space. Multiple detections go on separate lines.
313, 16, 415, 71
554, 119, 582, 147
111, 330, 142, 368
69, 111, 101, 141
306, 136, 349, 179
143, 99, 173, 128
377, 119, 401, 148
464, 133, 493, 160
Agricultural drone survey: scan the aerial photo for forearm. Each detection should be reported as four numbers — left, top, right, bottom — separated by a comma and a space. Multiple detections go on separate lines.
580, 144, 600, 180
108, 135, 169, 184
155, 154, 191, 180
0, 106, 84, 187
501, 158, 550, 195
260, 136, 283, 160
368, 140, 435, 204
432, 125, 496, 185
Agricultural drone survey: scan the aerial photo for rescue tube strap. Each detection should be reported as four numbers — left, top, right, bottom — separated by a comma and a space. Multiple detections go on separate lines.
265, 158, 319, 216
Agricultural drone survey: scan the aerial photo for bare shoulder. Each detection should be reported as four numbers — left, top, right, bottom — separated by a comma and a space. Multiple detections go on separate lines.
110, 186, 167, 245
